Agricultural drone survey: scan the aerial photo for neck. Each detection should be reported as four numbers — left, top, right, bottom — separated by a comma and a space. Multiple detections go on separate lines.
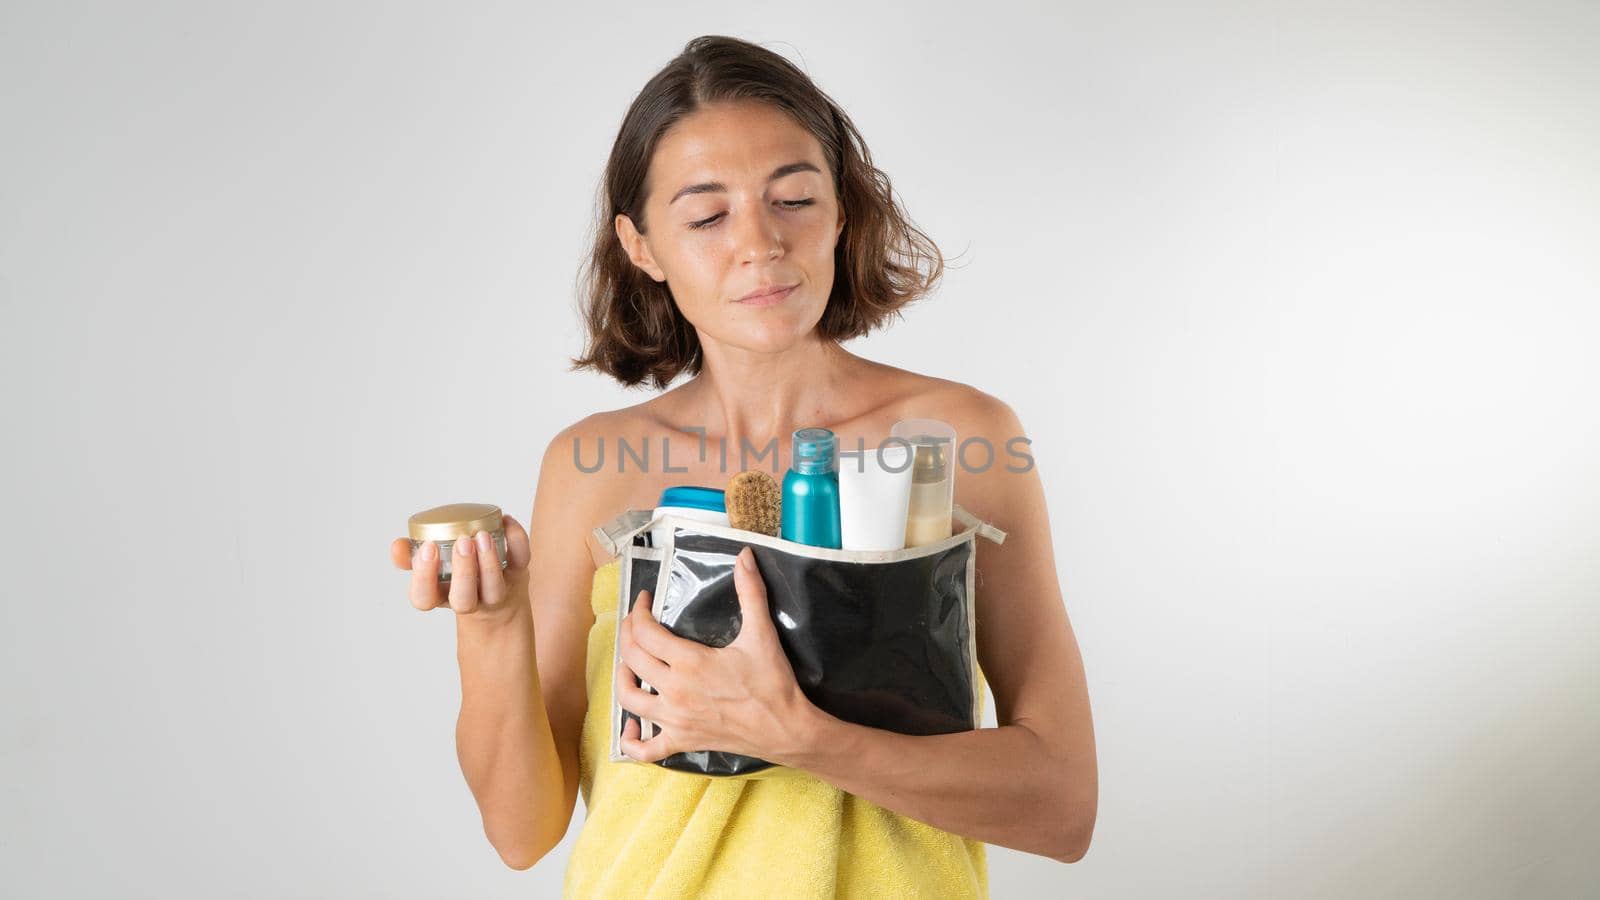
680, 333, 863, 459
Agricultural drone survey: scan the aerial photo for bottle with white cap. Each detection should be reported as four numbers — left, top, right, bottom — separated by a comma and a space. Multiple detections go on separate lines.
837, 440, 913, 551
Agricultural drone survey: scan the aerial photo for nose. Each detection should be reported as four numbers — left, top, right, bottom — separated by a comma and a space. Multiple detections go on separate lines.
734, 199, 785, 262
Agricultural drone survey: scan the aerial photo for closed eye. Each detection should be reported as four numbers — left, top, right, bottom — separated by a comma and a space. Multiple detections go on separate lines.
689, 199, 815, 230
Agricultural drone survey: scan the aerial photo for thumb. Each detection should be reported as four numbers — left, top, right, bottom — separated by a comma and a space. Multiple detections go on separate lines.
731, 546, 771, 644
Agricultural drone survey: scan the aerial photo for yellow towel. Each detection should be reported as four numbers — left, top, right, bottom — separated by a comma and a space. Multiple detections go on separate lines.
564, 559, 989, 898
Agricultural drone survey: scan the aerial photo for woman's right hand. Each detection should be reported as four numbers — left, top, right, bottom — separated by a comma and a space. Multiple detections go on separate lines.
390, 515, 532, 621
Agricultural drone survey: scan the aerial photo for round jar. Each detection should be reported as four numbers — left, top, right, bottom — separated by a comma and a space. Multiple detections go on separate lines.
408, 502, 509, 583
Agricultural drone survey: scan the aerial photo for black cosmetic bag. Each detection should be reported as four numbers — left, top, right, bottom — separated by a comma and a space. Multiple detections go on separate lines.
591, 504, 1007, 778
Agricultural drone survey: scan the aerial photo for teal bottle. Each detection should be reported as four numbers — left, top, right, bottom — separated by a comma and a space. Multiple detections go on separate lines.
780, 427, 841, 548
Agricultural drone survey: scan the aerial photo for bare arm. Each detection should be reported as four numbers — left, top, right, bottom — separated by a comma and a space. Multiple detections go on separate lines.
454, 425, 603, 869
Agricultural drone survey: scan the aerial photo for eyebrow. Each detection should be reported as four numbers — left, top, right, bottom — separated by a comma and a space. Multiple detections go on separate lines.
668, 161, 823, 206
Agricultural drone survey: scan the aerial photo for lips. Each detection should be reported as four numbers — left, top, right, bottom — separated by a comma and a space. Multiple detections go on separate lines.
738, 283, 798, 303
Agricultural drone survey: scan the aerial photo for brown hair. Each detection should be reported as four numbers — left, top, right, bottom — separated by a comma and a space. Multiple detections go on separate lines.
569, 35, 946, 390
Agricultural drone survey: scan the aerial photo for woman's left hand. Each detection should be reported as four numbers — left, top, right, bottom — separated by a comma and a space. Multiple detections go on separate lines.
615, 545, 817, 764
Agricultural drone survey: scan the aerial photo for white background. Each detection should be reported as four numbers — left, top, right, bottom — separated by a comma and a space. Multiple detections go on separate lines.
2, 2, 1596, 897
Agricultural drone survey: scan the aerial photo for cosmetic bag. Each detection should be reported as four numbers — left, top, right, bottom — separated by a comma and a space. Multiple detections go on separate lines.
591, 503, 1007, 778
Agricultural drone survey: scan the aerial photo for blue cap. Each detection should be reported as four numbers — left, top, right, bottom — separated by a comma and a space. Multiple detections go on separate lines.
791, 427, 837, 475
658, 485, 727, 513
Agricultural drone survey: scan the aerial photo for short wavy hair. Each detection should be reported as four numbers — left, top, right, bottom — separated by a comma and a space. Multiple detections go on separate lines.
569, 35, 945, 390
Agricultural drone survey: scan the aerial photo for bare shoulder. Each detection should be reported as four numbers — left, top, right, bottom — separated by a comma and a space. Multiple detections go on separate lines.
536, 408, 633, 564
891, 369, 1023, 438
540, 401, 668, 483
892, 375, 1033, 529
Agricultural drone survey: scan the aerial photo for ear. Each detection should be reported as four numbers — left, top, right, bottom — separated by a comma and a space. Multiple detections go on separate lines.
615, 213, 667, 283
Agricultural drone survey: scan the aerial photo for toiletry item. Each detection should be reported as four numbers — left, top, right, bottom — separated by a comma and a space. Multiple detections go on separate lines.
726, 470, 782, 536
892, 418, 957, 547
650, 485, 729, 548
408, 503, 509, 583
781, 428, 842, 548
837, 441, 913, 551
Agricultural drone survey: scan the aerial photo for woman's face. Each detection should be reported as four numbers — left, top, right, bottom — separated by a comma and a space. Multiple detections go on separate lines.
616, 99, 846, 355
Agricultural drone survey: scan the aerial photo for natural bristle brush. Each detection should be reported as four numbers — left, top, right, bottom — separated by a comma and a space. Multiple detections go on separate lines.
726, 470, 782, 536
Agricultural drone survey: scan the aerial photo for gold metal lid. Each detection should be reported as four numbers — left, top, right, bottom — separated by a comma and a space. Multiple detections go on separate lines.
408, 503, 504, 541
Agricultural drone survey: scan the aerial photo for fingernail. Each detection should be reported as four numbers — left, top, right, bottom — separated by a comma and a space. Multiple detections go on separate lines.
477, 531, 492, 554
418, 541, 436, 561
739, 548, 753, 570
457, 532, 475, 556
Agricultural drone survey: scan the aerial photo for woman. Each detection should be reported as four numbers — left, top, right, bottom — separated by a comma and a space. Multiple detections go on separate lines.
391, 35, 1096, 897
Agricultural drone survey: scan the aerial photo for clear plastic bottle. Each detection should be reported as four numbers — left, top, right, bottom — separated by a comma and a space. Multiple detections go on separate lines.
892, 419, 956, 547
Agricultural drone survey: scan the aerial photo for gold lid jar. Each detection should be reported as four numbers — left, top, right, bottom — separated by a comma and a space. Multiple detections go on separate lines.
408, 502, 509, 583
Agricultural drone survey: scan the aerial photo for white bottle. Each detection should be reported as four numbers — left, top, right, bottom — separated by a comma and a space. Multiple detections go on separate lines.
837, 442, 914, 551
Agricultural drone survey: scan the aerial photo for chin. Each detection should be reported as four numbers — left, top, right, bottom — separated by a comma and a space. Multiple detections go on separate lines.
723, 299, 816, 337
736, 329, 811, 354
717, 315, 812, 352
